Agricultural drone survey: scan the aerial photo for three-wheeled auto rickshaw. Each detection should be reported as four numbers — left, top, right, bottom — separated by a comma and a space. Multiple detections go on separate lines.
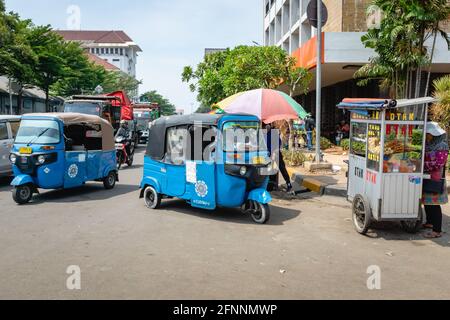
338, 97, 435, 234
9, 113, 118, 204
139, 113, 275, 224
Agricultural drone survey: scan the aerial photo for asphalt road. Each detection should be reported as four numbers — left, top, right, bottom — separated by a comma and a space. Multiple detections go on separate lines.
0, 146, 449, 300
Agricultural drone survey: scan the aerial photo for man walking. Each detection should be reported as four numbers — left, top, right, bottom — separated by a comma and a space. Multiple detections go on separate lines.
305, 115, 315, 151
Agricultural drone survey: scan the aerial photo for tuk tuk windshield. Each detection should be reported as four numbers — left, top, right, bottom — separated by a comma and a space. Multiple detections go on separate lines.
223, 121, 267, 152
15, 120, 60, 145
64, 102, 102, 116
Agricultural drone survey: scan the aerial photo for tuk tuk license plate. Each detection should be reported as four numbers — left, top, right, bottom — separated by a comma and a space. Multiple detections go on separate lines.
19, 147, 33, 155
252, 156, 266, 165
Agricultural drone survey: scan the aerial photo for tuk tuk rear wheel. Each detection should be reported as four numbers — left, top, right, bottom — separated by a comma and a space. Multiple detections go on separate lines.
144, 186, 161, 209
103, 171, 116, 190
12, 185, 33, 205
352, 194, 372, 235
246, 201, 270, 224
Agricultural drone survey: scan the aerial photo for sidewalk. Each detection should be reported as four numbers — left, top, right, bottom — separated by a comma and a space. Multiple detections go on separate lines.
287, 149, 450, 198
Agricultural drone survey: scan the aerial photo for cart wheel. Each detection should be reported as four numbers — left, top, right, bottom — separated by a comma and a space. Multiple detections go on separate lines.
352, 194, 372, 235
103, 171, 116, 190
245, 201, 270, 224
401, 206, 424, 234
12, 184, 33, 205
144, 186, 161, 209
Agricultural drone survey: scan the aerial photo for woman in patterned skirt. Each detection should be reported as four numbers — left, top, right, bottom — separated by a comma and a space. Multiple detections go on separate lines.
422, 122, 449, 239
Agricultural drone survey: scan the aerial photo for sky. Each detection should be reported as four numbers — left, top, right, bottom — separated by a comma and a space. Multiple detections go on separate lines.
5, 0, 263, 113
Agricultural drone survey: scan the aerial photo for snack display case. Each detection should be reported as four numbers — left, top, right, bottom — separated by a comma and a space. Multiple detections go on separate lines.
338, 97, 436, 235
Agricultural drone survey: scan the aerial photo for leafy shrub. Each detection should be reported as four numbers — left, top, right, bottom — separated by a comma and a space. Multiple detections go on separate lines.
282, 150, 307, 167
341, 139, 350, 151
412, 129, 423, 146
320, 137, 333, 150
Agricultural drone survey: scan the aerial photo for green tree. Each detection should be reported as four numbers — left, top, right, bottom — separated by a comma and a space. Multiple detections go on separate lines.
430, 75, 450, 134
51, 41, 107, 97
140, 90, 176, 116
99, 71, 142, 99
28, 25, 67, 111
182, 45, 311, 107
355, 0, 450, 99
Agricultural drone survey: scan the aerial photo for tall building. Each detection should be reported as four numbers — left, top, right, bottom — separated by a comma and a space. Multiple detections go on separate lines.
264, 0, 450, 134
55, 30, 142, 78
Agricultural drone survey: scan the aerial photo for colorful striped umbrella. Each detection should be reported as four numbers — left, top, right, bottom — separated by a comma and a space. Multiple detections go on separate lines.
212, 89, 308, 123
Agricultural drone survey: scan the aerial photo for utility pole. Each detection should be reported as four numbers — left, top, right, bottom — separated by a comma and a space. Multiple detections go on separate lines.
315, 0, 323, 163
8, 78, 13, 115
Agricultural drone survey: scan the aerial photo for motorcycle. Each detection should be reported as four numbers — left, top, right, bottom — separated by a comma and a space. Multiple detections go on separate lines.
115, 136, 134, 170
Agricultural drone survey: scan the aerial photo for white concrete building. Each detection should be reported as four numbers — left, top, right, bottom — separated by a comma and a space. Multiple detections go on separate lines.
264, 0, 316, 54
56, 30, 142, 78
264, 0, 450, 134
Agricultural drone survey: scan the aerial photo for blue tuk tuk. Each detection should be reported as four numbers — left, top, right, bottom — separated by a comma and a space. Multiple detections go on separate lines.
139, 113, 275, 224
9, 113, 118, 204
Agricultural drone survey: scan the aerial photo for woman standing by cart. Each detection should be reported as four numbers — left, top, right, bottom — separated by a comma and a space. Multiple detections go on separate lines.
423, 122, 449, 239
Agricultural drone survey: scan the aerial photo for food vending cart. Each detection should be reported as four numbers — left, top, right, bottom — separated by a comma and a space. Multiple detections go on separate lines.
337, 97, 436, 235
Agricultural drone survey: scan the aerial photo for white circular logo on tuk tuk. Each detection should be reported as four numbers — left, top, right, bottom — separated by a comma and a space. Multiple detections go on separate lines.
195, 181, 208, 198
68, 164, 78, 178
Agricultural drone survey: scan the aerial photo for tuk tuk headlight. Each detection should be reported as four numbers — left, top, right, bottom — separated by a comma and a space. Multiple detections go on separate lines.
9, 154, 17, 164
240, 166, 247, 176
37, 155, 46, 165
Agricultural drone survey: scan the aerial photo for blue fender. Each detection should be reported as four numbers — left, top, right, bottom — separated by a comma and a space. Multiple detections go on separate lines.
140, 176, 162, 198
102, 165, 118, 180
248, 188, 272, 204
11, 174, 35, 187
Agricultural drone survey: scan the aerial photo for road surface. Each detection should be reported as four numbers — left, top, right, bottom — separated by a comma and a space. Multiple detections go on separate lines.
0, 147, 449, 299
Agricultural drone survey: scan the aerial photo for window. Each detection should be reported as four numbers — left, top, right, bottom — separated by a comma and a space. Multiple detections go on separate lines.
367, 124, 381, 171
101, 48, 105, 54
15, 120, 60, 144
96, 48, 100, 54
350, 122, 367, 158
119, 48, 123, 55
165, 127, 188, 165
9, 121, 20, 139
383, 125, 423, 173
0, 123, 8, 140
113, 59, 120, 62
223, 121, 265, 152
65, 124, 102, 151
115, 48, 119, 54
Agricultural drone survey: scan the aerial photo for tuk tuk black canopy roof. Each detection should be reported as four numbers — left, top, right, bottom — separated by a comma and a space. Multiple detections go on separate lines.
146, 114, 226, 161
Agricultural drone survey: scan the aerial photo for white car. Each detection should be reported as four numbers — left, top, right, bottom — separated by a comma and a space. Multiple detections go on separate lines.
0, 116, 21, 177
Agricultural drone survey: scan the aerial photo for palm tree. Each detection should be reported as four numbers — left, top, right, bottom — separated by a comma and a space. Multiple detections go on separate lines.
430, 75, 450, 134
355, 0, 450, 99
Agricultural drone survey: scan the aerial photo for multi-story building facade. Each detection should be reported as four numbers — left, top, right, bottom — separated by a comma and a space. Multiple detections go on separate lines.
264, 0, 450, 135
56, 30, 142, 78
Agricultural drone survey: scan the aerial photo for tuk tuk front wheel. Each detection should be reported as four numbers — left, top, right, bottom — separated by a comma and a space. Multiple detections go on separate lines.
245, 201, 270, 224
126, 155, 134, 167
103, 171, 117, 190
12, 184, 33, 205
144, 186, 161, 209
352, 194, 372, 235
